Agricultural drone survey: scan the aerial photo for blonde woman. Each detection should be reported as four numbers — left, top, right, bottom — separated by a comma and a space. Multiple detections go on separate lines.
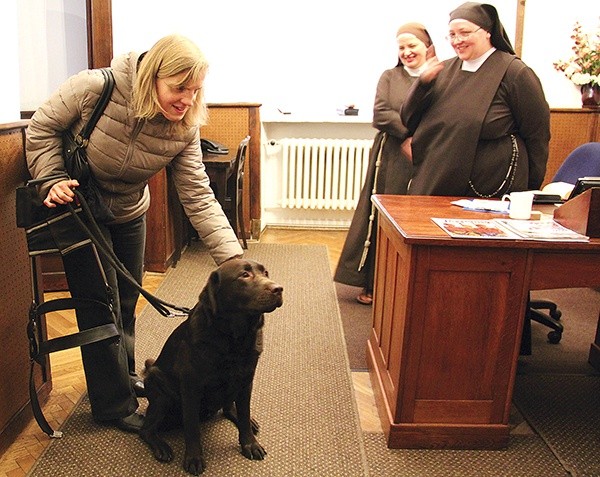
26, 35, 243, 431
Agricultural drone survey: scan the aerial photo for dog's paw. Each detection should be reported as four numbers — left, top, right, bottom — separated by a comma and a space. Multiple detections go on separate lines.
183, 453, 206, 475
141, 433, 174, 463
151, 441, 174, 463
241, 440, 267, 460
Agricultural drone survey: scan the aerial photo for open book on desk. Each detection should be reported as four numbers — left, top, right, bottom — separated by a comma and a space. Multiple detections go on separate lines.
432, 218, 590, 242
451, 194, 563, 211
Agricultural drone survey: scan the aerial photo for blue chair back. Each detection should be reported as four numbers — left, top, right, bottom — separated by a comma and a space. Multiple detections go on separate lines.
552, 142, 600, 184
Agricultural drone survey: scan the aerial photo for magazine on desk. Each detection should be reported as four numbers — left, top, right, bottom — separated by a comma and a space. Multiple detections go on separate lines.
432, 218, 590, 242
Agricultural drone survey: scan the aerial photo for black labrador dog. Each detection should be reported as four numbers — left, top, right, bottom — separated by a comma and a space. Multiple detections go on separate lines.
140, 258, 283, 475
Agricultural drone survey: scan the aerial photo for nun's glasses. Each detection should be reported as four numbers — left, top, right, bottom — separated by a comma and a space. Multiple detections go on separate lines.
445, 27, 482, 42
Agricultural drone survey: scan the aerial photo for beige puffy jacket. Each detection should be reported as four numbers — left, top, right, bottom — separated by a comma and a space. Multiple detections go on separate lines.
26, 52, 243, 264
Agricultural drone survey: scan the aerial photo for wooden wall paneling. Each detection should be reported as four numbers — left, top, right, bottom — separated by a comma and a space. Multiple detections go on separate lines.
145, 168, 178, 272
544, 109, 599, 185
202, 103, 262, 238
202, 105, 250, 151
0, 122, 50, 455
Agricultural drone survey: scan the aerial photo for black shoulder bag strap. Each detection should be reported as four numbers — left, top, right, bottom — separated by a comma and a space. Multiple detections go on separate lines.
75, 68, 115, 146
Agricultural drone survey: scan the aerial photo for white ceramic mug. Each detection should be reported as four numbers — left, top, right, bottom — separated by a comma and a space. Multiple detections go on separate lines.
501, 191, 534, 219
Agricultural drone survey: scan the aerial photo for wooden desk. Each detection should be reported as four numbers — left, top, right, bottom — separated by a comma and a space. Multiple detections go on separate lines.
183, 152, 237, 243
368, 195, 600, 450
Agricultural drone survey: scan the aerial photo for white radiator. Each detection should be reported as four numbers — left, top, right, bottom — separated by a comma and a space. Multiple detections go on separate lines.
280, 138, 372, 210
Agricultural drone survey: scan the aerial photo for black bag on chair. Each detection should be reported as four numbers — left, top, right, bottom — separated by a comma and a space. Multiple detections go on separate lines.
62, 67, 115, 223
16, 173, 90, 254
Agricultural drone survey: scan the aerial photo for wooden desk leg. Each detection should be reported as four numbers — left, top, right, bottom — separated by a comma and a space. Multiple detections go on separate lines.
588, 311, 600, 371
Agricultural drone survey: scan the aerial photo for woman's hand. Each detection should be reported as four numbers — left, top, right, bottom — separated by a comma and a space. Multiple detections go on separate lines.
420, 45, 444, 84
43, 179, 79, 208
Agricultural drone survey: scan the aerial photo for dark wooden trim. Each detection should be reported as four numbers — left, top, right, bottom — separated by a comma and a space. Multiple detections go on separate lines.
206, 102, 261, 108
86, 0, 113, 68
248, 106, 261, 222
515, 0, 525, 57
1, 120, 30, 130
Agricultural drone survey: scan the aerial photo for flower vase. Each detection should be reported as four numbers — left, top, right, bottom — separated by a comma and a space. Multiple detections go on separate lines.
580, 83, 600, 108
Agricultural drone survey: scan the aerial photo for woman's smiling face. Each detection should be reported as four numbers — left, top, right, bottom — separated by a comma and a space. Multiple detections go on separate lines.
156, 70, 205, 122
447, 19, 491, 61
397, 34, 428, 69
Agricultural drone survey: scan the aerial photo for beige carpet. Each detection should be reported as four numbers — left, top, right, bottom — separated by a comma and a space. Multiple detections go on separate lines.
514, 375, 600, 477
335, 282, 372, 370
28, 243, 370, 477
363, 433, 566, 477
26, 243, 599, 476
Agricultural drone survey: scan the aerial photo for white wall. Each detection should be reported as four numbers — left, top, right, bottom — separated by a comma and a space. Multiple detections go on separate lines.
520, 0, 598, 108
1, 0, 21, 123
17, 0, 88, 112
8, 1, 600, 117
111, 0, 516, 114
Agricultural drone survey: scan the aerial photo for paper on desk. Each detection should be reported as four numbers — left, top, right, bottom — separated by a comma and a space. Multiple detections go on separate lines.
433, 217, 589, 242
495, 219, 589, 242
451, 199, 509, 213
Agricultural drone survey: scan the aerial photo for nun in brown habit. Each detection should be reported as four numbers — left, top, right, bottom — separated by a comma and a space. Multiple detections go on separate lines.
401, 2, 550, 199
334, 23, 433, 305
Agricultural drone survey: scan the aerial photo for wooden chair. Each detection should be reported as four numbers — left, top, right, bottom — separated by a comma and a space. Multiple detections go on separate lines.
224, 136, 251, 249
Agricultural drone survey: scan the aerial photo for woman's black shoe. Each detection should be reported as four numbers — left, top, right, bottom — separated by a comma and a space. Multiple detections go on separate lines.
98, 412, 144, 433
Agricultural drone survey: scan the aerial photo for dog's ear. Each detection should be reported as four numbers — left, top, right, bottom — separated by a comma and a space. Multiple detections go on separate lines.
201, 269, 220, 317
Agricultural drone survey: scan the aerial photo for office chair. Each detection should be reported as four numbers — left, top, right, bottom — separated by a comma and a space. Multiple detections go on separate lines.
551, 142, 600, 184
224, 136, 251, 249
524, 142, 600, 352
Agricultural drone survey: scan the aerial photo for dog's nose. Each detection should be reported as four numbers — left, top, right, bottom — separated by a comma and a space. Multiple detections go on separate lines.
269, 284, 283, 295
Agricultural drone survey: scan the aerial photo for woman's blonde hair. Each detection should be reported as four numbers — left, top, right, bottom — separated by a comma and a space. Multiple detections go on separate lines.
133, 34, 209, 130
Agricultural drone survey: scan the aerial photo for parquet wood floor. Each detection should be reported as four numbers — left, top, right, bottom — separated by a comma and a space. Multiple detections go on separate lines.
0, 228, 380, 476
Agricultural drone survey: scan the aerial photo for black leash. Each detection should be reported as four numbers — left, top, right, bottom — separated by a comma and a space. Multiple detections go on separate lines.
66, 189, 191, 317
